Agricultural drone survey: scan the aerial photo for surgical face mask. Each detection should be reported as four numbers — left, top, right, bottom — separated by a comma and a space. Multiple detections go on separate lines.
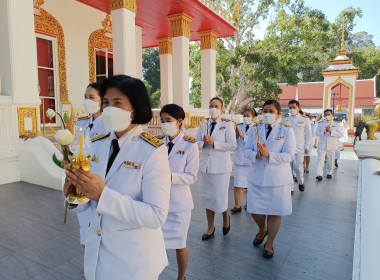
102, 107, 133, 132
262, 113, 277, 125
325, 115, 332, 121
289, 109, 298, 116
257, 115, 263, 121
209, 108, 221, 119
243, 117, 253, 125
83, 99, 100, 114
161, 121, 179, 137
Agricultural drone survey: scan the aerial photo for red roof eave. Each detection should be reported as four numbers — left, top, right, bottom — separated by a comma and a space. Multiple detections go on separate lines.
76, 0, 236, 48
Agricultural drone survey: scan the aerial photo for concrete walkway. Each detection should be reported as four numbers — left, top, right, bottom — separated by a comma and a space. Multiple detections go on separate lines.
0, 148, 358, 280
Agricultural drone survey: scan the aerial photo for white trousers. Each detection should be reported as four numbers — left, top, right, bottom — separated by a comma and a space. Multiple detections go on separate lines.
317, 149, 335, 176
335, 142, 342, 160
291, 153, 304, 185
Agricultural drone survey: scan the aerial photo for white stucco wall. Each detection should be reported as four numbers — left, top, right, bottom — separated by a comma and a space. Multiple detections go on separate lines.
42, 0, 107, 111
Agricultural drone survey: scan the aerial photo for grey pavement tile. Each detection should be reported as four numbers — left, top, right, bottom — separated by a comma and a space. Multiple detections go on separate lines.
0, 254, 46, 280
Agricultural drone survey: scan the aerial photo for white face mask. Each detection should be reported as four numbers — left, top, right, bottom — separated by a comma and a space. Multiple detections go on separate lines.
243, 117, 253, 125
325, 115, 332, 121
289, 109, 298, 116
257, 115, 263, 121
83, 99, 101, 115
102, 107, 133, 132
161, 121, 179, 137
262, 113, 277, 125
209, 108, 221, 119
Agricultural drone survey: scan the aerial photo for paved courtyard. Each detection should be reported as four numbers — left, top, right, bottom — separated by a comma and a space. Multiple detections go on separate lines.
0, 149, 358, 280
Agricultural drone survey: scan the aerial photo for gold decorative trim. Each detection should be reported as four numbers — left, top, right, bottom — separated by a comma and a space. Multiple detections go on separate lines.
322, 70, 359, 78
88, 15, 113, 83
34, 8, 70, 104
109, 0, 137, 13
158, 38, 173, 55
199, 30, 218, 50
324, 77, 354, 130
168, 13, 193, 38
18, 107, 39, 136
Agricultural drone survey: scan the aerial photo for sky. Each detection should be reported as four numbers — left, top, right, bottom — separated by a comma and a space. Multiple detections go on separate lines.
253, 0, 380, 46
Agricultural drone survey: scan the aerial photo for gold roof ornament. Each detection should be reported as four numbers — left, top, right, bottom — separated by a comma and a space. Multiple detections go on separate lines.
102, 14, 113, 38
339, 18, 347, 55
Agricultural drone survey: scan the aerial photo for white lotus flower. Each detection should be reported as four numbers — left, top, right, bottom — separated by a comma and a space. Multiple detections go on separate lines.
54, 129, 74, 146
46, 109, 56, 119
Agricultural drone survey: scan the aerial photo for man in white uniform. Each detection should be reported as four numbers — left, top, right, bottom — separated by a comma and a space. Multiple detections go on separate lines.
315, 109, 344, 180
282, 100, 312, 192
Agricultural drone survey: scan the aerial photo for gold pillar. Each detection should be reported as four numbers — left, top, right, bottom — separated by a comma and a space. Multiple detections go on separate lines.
168, 13, 192, 38
158, 37, 173, 55
109, 0, 137, 12
199, 30, 218, 50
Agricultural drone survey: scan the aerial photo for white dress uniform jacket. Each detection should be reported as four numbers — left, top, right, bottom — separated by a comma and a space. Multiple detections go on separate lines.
311, 119, 318, 137
316, 120, 344, 150
76, 115, 108, 138
71, 126, 171, 280
244, 119, 296, 186
164, 131, 199, 212
234, 123, 255, 166
196, 117, 237, 173
282, 114, 312, 154
76, 115, 109, 245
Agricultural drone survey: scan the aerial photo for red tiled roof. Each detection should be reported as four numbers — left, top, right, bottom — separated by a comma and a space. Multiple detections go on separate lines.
278, 79, 376, 108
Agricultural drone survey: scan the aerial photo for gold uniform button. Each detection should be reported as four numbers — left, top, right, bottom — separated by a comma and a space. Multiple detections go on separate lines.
97, 230, 101, 236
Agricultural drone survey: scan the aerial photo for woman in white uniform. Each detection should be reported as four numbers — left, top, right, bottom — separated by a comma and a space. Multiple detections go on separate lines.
244, 100, 296, 258
231, 108, 257, 214
196, 97, 237, 241
160, 104, 199, 280
304, 115, 317, 173
76, 83, 109, 246
65, 75, 171, 280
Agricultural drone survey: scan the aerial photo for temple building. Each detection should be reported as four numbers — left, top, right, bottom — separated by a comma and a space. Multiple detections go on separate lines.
0, 0, 236, 185
278, 27, 377, 130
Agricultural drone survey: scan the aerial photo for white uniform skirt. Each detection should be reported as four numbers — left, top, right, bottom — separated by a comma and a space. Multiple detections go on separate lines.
247, 183, 292, 216
304, 143, 314, 157
199, 172, 230, 213
234, 165, 251, 188
162, 210, 191, 249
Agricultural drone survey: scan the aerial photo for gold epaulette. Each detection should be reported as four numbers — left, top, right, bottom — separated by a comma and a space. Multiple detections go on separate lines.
334, 120, 341, 123
281, 122, 291, 127
282, 114, 289, 118
78, 115, 91, 121
318, 120, 324, 123
140, 132, 164, 148
221, 118, 231, 122
157, 134, 165, 139
91, 132, 111, 143
184, 136, 197, 143
302, 115, 309, 118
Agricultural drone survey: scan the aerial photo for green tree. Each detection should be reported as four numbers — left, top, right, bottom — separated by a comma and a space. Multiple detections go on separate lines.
142, 48, 161, 108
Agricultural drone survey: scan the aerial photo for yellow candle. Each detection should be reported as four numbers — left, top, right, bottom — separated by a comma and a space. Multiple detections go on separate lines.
48, 125, 57, 134
79, 133, 83, 158
255, 128, 260, 144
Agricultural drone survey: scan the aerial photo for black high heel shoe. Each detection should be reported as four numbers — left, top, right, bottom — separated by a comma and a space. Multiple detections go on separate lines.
202, 227, 215, 241
223, 214, 230, 236
263, 243, 274, 258
253, 231, 268, 246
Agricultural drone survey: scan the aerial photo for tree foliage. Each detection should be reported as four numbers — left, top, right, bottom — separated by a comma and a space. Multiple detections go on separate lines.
188, 0, 379, 112
142, 48, 161, 108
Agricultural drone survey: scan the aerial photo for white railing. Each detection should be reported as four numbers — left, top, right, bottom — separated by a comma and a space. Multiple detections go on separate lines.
197, 0, 236, 27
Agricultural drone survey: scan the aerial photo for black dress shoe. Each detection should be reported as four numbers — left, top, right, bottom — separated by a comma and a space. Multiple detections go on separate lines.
293, 176, 298, 182
263, 243, 274, 258
230, 207, 241, 214
253, 231, 268, 246
335, 160, 338, 167
316, 176, 322, 181
244, 204, 247, 211
298, 184, 305, 192
223, 215, 230, 236
291, 190, 294, 194
327, 174, 332, 179
305, 170, 309, 173
202, 228, 215, 241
